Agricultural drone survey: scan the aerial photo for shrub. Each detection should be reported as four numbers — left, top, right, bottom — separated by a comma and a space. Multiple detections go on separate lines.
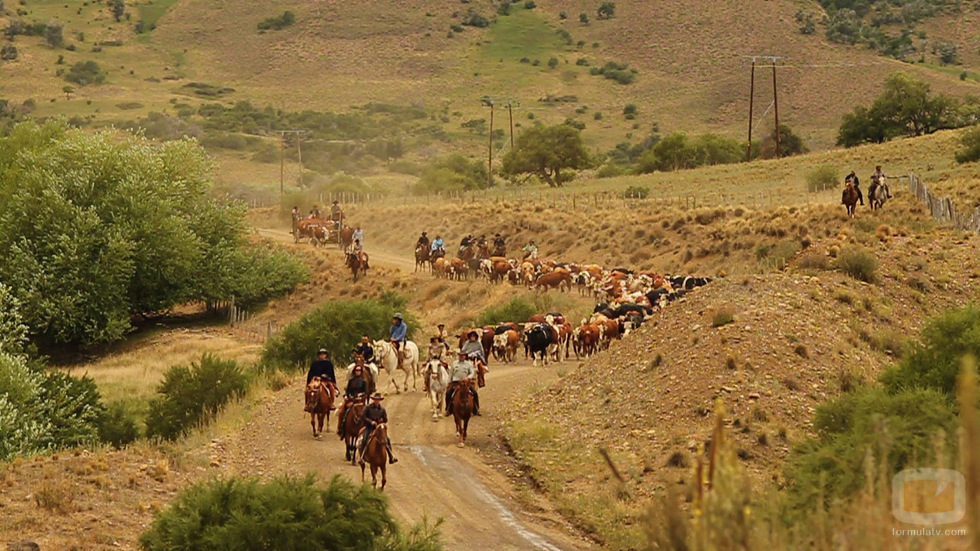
262, 298, 415, 371
145, 354, 250, 440
955, 125, 980, 164
462, 12, 489, 27
547, 57, 558, 69
622, 185, 649, 199
413, 154, 488, 194
835, 246, 877, 282
97, 401, 140, 448
796, 251, 829, 270
597, 2, 615, 19
0, 44, 17, 61
257, 11, 295, 31
806, 165, 838, 192
476, 298, 537, 327
711, 304, 735, 327
64, 60, 106, 85
524, 0, 536, 8
140, 474, 442, 550
44, 19, 64, 48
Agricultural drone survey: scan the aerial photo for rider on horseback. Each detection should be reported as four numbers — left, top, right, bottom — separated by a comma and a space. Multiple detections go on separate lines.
846, 171, 864, 206
869, 165, 891, 203
416, 232, 430, 251
306, 349, 336, 387
460, 331, 487, 368
337, 364, 368, 436
353, 335, 374, 364
430, 235, 445, 256
358, 393, 397, 465
390, 313, 407, 371
492, 233, 506, 256
446, 350, 481, 416
458, 234, 474, 256
522, 240, 538, 260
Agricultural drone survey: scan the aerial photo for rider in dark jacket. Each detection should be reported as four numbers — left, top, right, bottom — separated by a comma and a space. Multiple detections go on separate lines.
353, 335, 374, 363
358, 393, 397, 465
306, 349, 336, 385
346, 367, 368, 398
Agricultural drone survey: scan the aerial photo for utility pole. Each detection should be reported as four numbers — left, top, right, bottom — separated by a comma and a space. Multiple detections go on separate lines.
275, 130, 306, 194
505, 99, 518, 149
772, 59, 780, 159
481, 97, 495, 189
747, 58, 756, 162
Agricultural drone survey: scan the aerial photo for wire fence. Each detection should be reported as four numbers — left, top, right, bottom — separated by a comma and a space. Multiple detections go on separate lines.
908, 172, 980, 233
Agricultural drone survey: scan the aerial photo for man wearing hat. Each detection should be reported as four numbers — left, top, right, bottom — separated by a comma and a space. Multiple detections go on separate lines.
353, 335, 374, 364
492, 233, 506, 256
416, 232, 430, 251
390, 313, 408, 370
445, 350, 480, 416
306, 348, 336, 387
358, 393, 397, 465
330, 200, 343, 223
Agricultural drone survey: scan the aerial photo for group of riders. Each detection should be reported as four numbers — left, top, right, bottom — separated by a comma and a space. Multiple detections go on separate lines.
303, 313, 486, 467
291, 200, 366, 255
415, 231, 539, 261
842, 165, 891, 208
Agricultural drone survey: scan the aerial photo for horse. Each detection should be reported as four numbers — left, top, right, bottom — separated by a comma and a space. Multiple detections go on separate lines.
304, 377, 335, 438
841, 182, 859, 218
869, 180, 890, 211
415, 246, 431, 272
423, 359, 450, 421
339, 225, 354, 250
338, 395, 366, 463
345, 251, 368, 282
452, 378, 474, 447
360, 422, 388, 490
372, 339, 420, 393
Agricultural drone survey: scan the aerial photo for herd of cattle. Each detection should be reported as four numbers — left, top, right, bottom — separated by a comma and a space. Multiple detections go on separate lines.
452, 268, 711, 366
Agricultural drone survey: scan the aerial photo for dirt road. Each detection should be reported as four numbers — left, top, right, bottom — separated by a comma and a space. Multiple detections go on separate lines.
229, 226, 592, 550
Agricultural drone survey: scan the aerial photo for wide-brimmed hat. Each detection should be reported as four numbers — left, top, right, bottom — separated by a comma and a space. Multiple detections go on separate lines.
457, 349, 468, 356
467, 330, 479, 338
393, 312, 403, 319
370, 393, 384, 401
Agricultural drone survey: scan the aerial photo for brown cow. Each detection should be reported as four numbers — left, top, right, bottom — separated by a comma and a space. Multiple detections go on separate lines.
450, 258, 468, 280
491, 329, 520, 363
574, 323, 600, 358
489, 260, 510, 283
433, 257, 448, 278
534, 271, 571, 292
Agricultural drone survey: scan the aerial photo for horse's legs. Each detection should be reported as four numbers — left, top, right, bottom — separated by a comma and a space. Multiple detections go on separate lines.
311, 414, 316, 437
380, 464, 387, 491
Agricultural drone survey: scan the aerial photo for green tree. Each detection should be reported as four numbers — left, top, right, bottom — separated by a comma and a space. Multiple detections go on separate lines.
758, 124, 809, 158
579, 12, 589, 24
500, 124, 591, 186
108, 0, 125, 22
597, 2, 616, 19
955, 125, 980, 164
413, 154, 488, 194
64, 60, 106, 85
43, 19, 64, 48
837, 73, 957, 146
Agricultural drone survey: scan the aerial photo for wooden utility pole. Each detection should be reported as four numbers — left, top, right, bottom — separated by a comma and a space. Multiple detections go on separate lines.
279, 134, 285, 195
772, 60, 780, 159
481, 97, 495, 189
506, 100, 516, 149
747, 59, 755, 162
275, 130, 306, 194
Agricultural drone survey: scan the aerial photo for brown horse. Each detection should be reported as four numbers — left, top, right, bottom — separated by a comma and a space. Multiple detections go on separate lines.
338, 396, 366, 463
415, 246, 431, 272
842, 182, 859, 218
360, 422, 389, 490
452, 378, 474, 447
339, 225, 354, 250
346, 251, 368, 282
304, 377, 335, 438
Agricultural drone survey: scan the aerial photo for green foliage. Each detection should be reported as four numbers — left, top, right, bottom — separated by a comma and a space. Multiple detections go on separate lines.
547, 56, 558, 68
261, 297, 416, 371
597, 2, 616, 19
462, 11, 489, 28
837, 73, 958, 146
635, 132, 742, 173
806, 165, 839, 192
140, 474, 442, 551
579, 12, 589, 24
476, 298, 537, 326
955, 125, 980, 164
501, 124, 591, 187
257, 11, 295, 31
784, 386, 956, 515
819, 1, 951, 57
589, 61, 635, 84
758, 124, 808, 158
44, 19, 64, 48
622, 185, 649, 199
413, 154, 488, 194
524, 0, 536, 8
145, 354, 250, 440
98, 401, 140, 448
835, 246, 878, 282
496, 3, 511, 16
64, 60, 106, 85
109, 0, 125, 22
0, 43, 17, 61
0, 121, 306, 348
880, 305, 980, 397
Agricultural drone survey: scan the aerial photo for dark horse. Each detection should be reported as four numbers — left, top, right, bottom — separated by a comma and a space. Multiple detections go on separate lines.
452, 378, 474, 447
338, 395, 366, 463
346, 251, 368, 282
360, 422, 389, 490
304, 377, 335, 438
414, 245, 431, 272
841, 182, 859, 218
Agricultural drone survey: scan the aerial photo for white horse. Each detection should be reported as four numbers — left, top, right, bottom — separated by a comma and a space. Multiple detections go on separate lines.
422, 359, 450, 421
373, 340, 420, 393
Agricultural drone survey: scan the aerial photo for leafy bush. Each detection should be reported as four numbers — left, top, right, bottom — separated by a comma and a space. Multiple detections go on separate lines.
500, 124, 591, 187
757, 124, 808, 158
64, 60, 106, 85
140, 474, 442, 550
257, 11, 295, 31
835, 246, 878, 282
635, 132, 742, 173
44, 19, 64, 48
476, 298, 537, 326
591, 61, 635, 84
0, 44, 17, 61
145, 354, 251, 440
262, 297, 416, 371
622, 185, 649, 199
880, 305, 980, 397
97, 401, 140, 448
0, 121, 306, 348
461, 11, 489, 27
955, 125, 980, 164
413, 154, 488, 194
806, 165, 838, 192
597, 2, 615, 19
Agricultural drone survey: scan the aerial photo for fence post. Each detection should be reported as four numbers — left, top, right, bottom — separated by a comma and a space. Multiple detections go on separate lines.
228, 296, 236, 327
